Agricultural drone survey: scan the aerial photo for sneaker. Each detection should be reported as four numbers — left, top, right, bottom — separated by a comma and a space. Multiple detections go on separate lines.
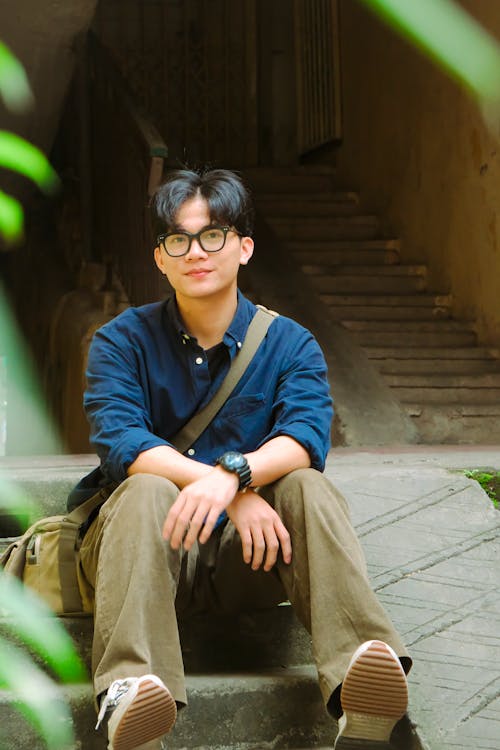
334, 640, 408, 749
95, 674, 177, 750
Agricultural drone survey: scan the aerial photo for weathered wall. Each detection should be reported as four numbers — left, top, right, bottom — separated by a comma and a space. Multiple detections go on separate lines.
336, 0, 500, 347
0, 0, 97, 154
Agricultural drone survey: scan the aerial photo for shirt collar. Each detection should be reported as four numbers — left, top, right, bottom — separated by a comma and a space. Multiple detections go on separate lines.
164, 291, 256, 353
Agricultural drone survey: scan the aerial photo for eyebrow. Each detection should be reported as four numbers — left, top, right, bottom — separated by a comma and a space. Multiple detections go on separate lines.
168, 221, 222, 234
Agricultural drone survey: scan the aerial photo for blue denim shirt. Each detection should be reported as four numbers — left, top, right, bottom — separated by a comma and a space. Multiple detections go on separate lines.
83, 291, 333, 485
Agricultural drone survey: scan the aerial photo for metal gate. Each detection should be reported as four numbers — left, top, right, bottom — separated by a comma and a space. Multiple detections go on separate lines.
93, 0, 258, 167
294, 0, 342, 155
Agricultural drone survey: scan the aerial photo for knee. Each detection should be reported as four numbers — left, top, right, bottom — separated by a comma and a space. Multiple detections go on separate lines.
272, 468, 350, 518
104, 473, 179, 524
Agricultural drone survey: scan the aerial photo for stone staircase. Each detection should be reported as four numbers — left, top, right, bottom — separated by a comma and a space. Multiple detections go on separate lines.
248, 166, 500, 444
0, 457, 422, 750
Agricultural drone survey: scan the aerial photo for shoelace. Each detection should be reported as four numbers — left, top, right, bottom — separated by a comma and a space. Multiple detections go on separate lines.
95, 678, 134, 730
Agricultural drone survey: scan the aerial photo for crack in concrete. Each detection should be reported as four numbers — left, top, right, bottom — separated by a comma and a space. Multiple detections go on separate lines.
356, 482, 479, 538
404, 589, 500, 646
455, 673, 500, 724
372, 525, 500, 591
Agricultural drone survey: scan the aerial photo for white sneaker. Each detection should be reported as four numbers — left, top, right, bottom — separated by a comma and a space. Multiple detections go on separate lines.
95, 674, 177, 750
334, 640, 408, 749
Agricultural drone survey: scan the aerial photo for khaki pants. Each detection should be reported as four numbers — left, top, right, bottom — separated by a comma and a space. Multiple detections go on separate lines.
80, 469, 410, 709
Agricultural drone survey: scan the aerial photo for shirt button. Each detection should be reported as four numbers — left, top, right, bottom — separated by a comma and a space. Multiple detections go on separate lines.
236, 341, 242, 349
187, 448, 195, 456
195, 357, 203, 365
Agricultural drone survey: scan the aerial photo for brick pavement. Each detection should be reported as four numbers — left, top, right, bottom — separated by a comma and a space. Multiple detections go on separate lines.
326, 447, 500, 750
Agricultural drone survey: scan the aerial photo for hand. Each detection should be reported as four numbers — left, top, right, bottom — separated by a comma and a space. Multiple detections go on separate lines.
163, 466, 239, 550
226, 490, 292, 572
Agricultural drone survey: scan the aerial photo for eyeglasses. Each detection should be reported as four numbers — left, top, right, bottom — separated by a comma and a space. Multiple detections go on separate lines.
157, 225, 241, 257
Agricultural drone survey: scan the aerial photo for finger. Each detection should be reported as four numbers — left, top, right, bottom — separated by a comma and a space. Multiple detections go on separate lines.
250, 527, 266, 571
183, 505, 208, 550
198, 506, 223, 545
239, 527, 253, 565
275, 519, 292, 564
162, 496, 185, 540
262, 525, 280, 572
170, 505, 196, 549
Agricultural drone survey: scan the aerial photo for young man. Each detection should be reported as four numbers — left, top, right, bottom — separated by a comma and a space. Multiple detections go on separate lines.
75, 168, 412, 750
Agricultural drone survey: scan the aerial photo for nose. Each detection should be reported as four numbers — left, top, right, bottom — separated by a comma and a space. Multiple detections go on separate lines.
185, 237, 208, 260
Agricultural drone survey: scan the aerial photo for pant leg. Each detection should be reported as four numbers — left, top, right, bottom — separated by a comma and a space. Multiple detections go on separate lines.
260, 468, 412, 707
79, 473, 190, 706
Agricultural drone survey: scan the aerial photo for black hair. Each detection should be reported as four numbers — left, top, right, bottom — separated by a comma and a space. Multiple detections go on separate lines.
151, 168, 254, 238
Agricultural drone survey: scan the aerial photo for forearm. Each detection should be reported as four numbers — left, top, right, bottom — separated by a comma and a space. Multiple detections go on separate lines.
244, 435, 311, 488
127, 444, 212, 488
128, 435, 310, 491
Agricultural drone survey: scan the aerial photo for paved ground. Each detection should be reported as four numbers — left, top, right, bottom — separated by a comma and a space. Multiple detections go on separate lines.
1, 445, 500, 749
325, 446, 500, 750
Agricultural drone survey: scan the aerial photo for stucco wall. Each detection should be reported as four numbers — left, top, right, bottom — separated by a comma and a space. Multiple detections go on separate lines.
0, 0, 97, 154
336, 0, 500, 347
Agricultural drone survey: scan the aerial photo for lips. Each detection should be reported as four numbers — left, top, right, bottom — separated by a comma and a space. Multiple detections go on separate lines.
186, 268, 212, 278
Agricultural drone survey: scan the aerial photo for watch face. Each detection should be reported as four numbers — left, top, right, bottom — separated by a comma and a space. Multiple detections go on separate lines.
222, 451, 246, 470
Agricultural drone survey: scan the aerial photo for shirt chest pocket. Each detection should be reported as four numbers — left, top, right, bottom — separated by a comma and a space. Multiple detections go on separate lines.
213, 393, 268, 449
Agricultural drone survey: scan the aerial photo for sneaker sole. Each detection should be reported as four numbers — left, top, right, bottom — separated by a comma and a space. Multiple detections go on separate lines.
335, 640, 408, 748
111, 677, 177, 750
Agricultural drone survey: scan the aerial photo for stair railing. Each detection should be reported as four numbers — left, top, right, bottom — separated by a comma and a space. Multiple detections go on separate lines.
87, 32, 169, 306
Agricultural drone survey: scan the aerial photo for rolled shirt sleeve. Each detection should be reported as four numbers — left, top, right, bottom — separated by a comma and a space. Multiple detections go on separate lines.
84, 322, 172, 482
261, 324, 333, 471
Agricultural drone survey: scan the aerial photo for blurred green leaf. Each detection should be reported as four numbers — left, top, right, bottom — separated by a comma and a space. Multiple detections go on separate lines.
0, 281, 62, 454
0, 189, 24, 242
0, 639, 74, 749
0, 477, 37, 525
0, 575, 87, 684
359, 0, 500, 101
0, 42, 33, 113
0, 131, 59, 193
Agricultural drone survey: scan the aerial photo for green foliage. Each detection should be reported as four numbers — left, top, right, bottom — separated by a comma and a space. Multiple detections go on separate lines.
0, 41, 58, 244
0, 41, 33, 112
0, 41, 80, 749
359, 0, 500, 101
464, 469, 500, 508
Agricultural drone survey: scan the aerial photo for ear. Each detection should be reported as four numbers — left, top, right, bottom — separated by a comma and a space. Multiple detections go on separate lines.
239, 236, 254, 266
154, 245, 166, 274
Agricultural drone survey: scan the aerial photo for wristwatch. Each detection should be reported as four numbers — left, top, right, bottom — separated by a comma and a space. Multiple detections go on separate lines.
216, 451, 252, 492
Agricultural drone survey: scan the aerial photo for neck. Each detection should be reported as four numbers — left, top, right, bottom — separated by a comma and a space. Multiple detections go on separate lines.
176, 289, 238, 350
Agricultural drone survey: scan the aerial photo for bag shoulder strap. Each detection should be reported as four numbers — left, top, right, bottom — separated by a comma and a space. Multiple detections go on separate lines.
172, 305, 278, 454
66, 486, 112, 525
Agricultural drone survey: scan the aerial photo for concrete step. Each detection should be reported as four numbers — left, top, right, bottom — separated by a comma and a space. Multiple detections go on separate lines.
364, 345, 500, 360
342, 320, 475, 333
0, 456, 96, 532
376, 357, 500, 375
321, 293, 451, 308
404, 403, 500, 443
256, 192, 359, 215
311, 274, 426, 295
305, 263, 427, 277
0, 668, 334, 750
295, 247, 401, 266
290, 238, 401, 253
392, 385, 500, 404
0, 672, 421, 749
328, 305, 451, 321
0, 607, 313, 676
244, 167, 337, 194
383, 372, 500, 388
267, 215, 380, 241
349, 329, 477, 348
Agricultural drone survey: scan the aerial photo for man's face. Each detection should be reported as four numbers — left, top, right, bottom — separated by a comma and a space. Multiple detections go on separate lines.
154, 195, 253, 304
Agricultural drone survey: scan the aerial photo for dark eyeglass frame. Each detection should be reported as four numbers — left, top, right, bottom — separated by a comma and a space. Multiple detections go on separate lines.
157, 224, 242, 257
